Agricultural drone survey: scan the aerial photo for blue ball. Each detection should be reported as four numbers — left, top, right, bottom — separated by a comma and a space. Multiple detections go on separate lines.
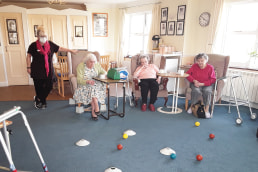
170, 153, 176, 159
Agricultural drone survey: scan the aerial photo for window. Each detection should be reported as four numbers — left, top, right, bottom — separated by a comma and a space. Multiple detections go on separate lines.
124, 12, 152, 56
214, 1, 258, 70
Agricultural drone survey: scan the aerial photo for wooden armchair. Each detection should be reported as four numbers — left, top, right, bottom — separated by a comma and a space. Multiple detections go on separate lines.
184, 54, 230, 111
131, 54, 169, 107
54, 54, 69, 97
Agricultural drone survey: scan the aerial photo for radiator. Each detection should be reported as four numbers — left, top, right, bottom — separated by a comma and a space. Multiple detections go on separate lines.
221, 69, 258, 104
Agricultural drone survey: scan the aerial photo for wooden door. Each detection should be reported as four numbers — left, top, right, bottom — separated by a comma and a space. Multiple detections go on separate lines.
48, 15, 67, 48
0, 12, 28, 85
70, 15, 88, 49
27, 14, 48, 43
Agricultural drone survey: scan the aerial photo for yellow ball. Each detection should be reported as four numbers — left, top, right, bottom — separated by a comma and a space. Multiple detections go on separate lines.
123, 133, 128, 139
195, 121, 200, 127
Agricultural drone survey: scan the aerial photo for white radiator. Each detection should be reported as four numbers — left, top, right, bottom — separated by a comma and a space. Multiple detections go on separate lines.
222, 69, 258, 106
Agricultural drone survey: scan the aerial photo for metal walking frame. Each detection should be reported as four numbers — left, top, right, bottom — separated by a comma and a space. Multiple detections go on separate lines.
0, 106, 49, 172
211, 74, 256, 124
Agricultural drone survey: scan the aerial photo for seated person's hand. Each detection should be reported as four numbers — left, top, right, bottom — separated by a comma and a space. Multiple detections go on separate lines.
86, 80, 95, 85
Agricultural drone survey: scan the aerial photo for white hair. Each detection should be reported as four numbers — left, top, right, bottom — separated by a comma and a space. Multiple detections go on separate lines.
83, 53, 97, 63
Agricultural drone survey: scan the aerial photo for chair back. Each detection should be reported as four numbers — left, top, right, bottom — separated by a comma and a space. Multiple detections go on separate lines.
57, 55, 69, 80
206, 54, 230, 78
100, 55, 110, 71
131, 54, 166, 74
68, 50, 100, 76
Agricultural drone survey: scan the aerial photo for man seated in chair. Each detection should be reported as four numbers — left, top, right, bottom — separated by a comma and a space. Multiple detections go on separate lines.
186, 53, 216, 118
133, 55, 161, 112
73, 53, 107, 121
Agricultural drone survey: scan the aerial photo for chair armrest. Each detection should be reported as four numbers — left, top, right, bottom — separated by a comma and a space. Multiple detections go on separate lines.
69, 75, 77, 94
133, 78, 140, 90
161, 78, 168, 90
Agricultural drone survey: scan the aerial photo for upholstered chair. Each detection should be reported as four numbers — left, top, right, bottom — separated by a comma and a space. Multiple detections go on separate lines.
184, 54, 230, 111
131, 54, 169, 107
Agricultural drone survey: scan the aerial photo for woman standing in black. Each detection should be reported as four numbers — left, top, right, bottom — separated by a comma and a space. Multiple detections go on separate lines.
26, 26, 77, 109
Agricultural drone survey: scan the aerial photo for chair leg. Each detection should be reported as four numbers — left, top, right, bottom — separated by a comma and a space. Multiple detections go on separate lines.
61, 80, 65, 97
135, 98, 138, 107
219, 98, 222, 104
57, 79, 61, 95
164, 97, 168, 107
185, 99, 189, 111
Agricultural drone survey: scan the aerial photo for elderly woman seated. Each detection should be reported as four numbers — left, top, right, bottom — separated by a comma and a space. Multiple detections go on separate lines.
73, 53, 107, 121
186, 53, 216, 118
133, 55, 161, 112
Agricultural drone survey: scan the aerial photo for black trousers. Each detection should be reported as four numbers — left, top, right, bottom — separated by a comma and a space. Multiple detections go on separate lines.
33, 78, 53, 105
139, 79, 159, 104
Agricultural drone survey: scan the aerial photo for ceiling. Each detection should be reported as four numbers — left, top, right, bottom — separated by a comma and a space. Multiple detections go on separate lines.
0, 0, 159, 10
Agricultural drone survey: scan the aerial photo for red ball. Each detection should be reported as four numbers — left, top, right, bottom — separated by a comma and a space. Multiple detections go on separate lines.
209, 133, 215, 139
196, 154, 203, 161
117, 144, 123, 150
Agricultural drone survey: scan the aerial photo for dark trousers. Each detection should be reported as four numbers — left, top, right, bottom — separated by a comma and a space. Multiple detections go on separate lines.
33, 78, 53, 105
139, 79, 159, 104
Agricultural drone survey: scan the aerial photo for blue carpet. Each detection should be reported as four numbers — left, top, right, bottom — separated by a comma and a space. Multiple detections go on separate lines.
0, 97, 258, 172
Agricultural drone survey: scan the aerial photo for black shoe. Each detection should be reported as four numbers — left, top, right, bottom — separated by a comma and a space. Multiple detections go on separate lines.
95, 111, 101, 116
256, 128, 258, 138
91, 116, 98, 121
34, 101, 42, 109
42, 104, 47, 109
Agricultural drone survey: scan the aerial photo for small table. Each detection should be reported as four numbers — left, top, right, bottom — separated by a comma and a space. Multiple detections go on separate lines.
157, 72, 189, 114
93, 77, 127, 120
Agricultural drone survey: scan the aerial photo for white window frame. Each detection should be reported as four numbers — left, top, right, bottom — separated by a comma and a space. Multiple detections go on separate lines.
125, 11, 152, 56
214, 1, 258, 70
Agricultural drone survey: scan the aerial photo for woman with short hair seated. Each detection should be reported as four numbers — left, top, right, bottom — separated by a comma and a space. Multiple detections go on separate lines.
133, 55, 161, 112
186, 53, 216, 118
73, 53, 106, 121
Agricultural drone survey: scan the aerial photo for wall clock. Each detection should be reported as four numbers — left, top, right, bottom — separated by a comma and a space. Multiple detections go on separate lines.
199, 12, 210, 27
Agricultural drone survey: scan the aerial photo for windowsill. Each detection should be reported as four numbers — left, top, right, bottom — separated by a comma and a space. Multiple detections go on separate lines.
229, 67, 258, 72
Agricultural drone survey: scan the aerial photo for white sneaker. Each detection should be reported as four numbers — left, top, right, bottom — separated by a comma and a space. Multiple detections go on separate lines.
187, 107, 192, 114
205, 112, 211, 118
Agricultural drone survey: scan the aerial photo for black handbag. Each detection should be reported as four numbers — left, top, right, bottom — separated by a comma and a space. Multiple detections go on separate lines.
192, 101, 206, 118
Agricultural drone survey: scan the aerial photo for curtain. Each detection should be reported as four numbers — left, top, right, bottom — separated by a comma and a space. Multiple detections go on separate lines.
147, 3, 160, 52
116, 9, 126, 66
206, 0, 224, 53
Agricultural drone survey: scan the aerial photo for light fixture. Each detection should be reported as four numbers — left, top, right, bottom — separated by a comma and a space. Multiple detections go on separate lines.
47, 0, 65, 5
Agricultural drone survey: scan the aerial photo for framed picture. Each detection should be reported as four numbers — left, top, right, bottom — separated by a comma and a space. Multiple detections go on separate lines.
176, 21, 184, 35
160, 22, 167, 36
177, 5, 186, 20
8, 32, 19, 44
34, 25, 38, 37
92, 13, 108, 37
167, 21, 175, 35
161, 7, 168, 22
6, 19, 17, 32
75, 26, 83, 37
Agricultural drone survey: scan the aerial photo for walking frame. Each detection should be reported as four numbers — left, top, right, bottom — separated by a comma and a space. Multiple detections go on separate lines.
211, 74, 256, 124
0, 106, 48, 172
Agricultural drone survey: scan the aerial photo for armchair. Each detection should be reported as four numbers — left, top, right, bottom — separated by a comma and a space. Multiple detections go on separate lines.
131, 54, 169, 107
184, 54, 230, 111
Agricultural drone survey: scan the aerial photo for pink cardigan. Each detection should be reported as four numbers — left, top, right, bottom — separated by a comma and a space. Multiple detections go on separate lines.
186, 63, 216, 86
133, 64, 159, 79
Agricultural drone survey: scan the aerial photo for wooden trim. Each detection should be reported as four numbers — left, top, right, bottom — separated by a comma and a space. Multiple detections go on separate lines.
0, 1, 87, 11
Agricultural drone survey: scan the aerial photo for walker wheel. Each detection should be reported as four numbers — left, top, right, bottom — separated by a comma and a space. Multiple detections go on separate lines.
236, 118, 242, 125
251, 113, 257, 120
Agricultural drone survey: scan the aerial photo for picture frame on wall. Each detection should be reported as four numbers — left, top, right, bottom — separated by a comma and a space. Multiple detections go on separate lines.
161, 7, 168, 22
177, 5, 186, 20
176, 21, 184, 35
8, 32, 19, 44
34, 25, 38, 37
92, 13, 108, 37
75, 26, 83, 37
6, 19, 17, 32
160, 22, 167, 36
167, 21, 175, 35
